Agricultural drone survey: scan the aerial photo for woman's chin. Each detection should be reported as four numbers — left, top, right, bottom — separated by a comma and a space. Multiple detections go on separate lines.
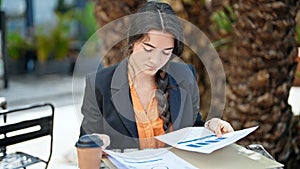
146, 69, 159, 75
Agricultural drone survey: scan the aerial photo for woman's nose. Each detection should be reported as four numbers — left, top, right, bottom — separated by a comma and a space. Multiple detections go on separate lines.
149, 51, 162, 65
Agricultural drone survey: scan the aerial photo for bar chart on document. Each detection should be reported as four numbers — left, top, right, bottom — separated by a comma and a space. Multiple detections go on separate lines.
155, 126, 258, 154
178, 135, 228, 148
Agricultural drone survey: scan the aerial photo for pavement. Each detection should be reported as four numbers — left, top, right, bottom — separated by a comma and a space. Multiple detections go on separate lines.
0, 73, 299, 169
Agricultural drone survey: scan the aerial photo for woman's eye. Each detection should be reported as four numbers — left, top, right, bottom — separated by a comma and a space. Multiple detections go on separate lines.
162, 50, 171, 56
143, 47, 153, 52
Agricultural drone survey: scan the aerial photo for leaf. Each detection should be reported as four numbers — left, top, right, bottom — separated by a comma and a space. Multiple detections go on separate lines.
296, 25, 300, 46
296, 70, 300, 78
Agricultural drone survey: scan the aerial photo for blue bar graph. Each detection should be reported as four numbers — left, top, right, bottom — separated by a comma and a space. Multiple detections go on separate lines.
179, 135, 228, 148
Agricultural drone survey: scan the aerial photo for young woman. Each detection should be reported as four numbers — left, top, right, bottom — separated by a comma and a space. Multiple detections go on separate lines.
78, 0, 233, 158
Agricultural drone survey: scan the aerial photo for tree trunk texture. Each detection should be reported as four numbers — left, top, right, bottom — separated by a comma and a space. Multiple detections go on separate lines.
93, 0, 146, 66
222, 0, 300, 167
163, 0, 227, 120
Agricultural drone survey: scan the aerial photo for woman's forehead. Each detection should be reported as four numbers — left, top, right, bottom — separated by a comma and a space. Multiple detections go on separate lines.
141, 30, 174, 47
147, 29, 174, 38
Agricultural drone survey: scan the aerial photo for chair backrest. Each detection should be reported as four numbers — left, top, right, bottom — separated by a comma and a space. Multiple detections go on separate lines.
0, 103, 54, 160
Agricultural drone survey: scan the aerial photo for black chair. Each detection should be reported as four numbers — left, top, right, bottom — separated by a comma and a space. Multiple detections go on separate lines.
0, 103, 54, 169
0, 97, 7, 110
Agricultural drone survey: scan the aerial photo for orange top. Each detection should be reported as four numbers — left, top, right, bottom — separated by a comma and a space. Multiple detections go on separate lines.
129, 79, 166, 149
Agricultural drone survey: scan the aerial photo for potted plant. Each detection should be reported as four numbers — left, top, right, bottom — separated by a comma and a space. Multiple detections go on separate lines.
33, 6, 74, 75
6, 32, 37, 74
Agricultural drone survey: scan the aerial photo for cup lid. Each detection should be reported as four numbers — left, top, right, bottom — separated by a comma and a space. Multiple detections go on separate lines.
75, 134, 103, 148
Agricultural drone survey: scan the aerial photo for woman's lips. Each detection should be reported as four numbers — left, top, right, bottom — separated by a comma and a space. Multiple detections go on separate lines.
146, 65, 157, 71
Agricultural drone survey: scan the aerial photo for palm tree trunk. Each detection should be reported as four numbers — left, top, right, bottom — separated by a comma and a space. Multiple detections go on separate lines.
164, 0, 221, 119
222, 0, 300, 167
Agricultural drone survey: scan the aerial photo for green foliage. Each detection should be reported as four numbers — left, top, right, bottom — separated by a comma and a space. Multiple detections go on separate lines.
211, 5, 236, 49
211, 5, 236, 33
8, 9, 73, 63
36, 11, 72, 63
6, 0, 99, 62
55, 0, 72, 14
296, 71, 300, 78
212, 37, 232, 49
182, 0, 194, 5
7, 32, 35, 60
32, 0, 74, 63
36, 32, 51, 63
296, 25, 300, 46
51, 12, 71, 60
75, 1, 98, 40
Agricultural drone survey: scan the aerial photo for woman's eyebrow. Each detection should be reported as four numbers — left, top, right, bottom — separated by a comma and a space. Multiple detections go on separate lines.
142, 42, 156, 48
164, 47, 174, 50
142, 42, 173, 50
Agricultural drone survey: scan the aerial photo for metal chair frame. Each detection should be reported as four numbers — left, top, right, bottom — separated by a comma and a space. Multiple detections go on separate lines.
0, 103, 54, 169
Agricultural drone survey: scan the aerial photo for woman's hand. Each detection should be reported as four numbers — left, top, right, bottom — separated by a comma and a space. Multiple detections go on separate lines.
204, 118, 234, 137
92, 133, 110, 150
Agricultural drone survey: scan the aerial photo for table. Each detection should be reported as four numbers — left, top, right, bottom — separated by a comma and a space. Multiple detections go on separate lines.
102, 144, 283, 169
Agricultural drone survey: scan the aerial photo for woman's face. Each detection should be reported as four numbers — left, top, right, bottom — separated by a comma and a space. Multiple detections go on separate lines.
129, 29, 174, 76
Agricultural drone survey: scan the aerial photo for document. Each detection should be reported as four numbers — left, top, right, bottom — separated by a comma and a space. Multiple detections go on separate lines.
104, 148, 198, 169
155, 126, 258, 154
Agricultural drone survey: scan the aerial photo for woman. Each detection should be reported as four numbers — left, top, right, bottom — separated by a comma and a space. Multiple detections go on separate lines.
78, 0, 233, 158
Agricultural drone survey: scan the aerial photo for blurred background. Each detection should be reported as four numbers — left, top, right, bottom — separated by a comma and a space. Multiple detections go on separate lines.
0, 0, 299, 168
1, 0, 97, 77
0, 0, 97, 168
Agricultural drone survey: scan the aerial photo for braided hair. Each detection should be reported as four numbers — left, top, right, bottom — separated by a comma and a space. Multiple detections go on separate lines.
127, 1, 184, 131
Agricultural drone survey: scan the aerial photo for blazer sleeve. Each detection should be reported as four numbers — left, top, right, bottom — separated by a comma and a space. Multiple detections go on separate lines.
80, 74, 104, 137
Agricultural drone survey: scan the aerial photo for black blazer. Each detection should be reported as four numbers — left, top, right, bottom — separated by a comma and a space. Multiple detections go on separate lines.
80, 59, 204, 149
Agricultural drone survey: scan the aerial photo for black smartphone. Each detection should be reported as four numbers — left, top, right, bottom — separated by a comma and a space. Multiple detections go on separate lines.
246, 144, 274, 160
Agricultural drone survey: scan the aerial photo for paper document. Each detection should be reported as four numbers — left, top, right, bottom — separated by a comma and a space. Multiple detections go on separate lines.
104, 148, 198, 169
155, 126, 258, 154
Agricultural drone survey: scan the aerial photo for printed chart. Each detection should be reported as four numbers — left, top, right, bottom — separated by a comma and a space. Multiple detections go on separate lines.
178, 135, 228, 148
156, 126, 258, 154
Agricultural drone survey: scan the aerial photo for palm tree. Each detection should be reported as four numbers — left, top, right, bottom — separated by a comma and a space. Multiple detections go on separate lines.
222, 1, 300, 168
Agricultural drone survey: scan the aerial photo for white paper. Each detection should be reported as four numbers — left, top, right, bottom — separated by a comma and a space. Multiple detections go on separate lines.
155, 126, 258, 154
104, 148, 198, 169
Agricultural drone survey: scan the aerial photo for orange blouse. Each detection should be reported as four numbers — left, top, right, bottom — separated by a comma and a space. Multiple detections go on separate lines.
129, 79, 166, 149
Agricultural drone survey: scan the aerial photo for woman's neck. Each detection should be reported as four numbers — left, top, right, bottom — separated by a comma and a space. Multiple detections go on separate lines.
128, 65, 156, 89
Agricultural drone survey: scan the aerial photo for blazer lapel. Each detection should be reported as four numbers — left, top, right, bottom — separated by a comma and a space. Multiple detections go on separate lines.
167, 62, 191, 130
109, 60, 191, 137
168, 75, 187, 131
110, 59, 138, 139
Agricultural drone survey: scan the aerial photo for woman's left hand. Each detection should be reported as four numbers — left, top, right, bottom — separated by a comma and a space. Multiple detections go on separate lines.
204, 118, 234, 137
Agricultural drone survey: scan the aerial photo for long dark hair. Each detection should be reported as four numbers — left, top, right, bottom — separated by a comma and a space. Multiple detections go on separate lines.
127, 1, 183, 56
127, 1, 184, 131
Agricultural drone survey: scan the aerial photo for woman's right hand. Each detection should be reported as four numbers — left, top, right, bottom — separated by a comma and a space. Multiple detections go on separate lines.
204, 118, 234, 137
91, 133, 110, 150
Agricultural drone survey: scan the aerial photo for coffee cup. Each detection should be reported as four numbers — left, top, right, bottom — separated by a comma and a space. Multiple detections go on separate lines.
76, 134, 103, 169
